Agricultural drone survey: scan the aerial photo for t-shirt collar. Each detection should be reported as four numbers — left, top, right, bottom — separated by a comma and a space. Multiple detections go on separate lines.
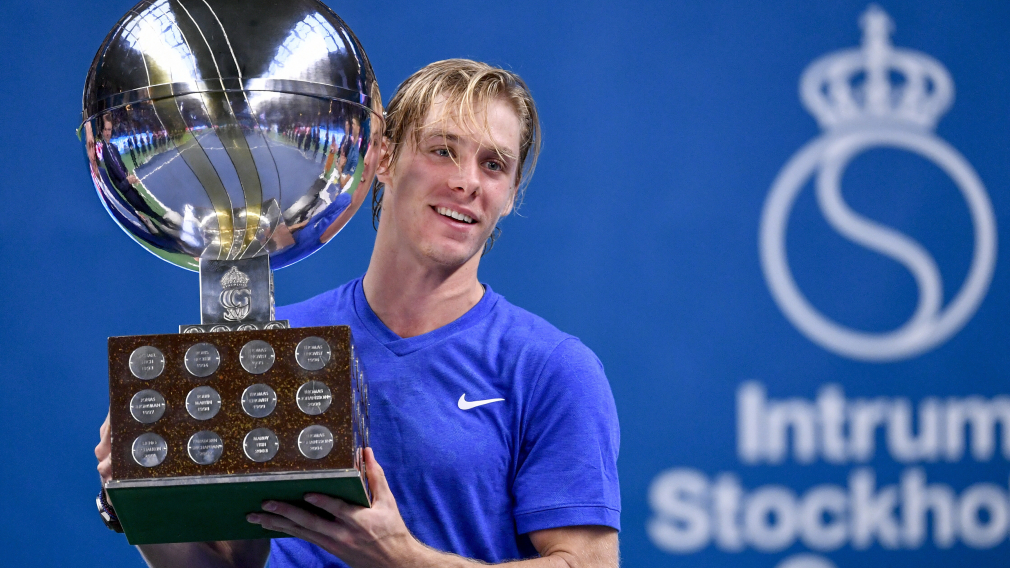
352, 277, 498, 356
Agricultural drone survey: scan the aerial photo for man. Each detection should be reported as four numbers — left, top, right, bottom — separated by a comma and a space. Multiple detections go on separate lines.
96, 59, 620, 567
98, 115, 183, 253
339, 116, 362, 188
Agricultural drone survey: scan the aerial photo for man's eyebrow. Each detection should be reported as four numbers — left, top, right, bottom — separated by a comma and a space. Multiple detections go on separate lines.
491, 146, 518, 161
421, 129, 518, 161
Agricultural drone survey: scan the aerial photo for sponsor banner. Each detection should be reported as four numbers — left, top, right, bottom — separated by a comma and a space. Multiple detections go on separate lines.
643, 6, 1008, 567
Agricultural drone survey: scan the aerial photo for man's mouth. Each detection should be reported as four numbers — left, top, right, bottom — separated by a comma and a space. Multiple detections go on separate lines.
435, 206, 476, 224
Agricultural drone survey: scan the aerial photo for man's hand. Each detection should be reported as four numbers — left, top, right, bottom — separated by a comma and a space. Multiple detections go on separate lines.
96, 412, 113, 486
127, 173, 141, 185
247, 449, 619, 568
247, 448, 420, 568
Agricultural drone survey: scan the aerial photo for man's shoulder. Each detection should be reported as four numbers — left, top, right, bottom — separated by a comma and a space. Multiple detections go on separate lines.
276, 278, 359, 327
484, 288, 599, 365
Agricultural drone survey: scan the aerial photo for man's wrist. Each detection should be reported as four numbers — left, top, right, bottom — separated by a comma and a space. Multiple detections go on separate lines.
96, 488, 124, 533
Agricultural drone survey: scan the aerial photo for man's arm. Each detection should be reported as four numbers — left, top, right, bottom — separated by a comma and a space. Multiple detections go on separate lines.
136, 541, 271, 568
248, 449, 619, 568
99, 415, 616, 568
95, 413, 271, 568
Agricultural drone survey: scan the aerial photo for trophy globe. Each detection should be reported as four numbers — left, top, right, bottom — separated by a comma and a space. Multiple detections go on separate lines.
80, 0, 383, 327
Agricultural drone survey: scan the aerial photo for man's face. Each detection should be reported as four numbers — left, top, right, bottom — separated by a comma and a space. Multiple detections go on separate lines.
377, 96, 521, 269
102, 119, 113, 140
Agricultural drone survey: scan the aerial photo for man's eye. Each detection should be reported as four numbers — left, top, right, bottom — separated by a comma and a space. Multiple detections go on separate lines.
485, 161, 504, 172
434, 148, 451, 157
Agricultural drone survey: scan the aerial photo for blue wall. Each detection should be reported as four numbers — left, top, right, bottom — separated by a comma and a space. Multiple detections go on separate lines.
1, 1, 1008, 566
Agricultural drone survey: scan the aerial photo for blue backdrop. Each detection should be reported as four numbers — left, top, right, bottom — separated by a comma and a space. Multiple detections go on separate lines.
1, 1, 1008, 567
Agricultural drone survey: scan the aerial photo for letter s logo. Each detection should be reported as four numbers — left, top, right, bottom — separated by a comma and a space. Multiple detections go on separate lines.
758, 8, 996, 362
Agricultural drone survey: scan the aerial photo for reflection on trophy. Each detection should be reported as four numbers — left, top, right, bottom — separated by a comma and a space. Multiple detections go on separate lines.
80, 0, 382, 544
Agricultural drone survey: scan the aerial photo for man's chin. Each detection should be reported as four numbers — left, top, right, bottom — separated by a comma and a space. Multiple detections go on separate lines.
420, 241, 484, 269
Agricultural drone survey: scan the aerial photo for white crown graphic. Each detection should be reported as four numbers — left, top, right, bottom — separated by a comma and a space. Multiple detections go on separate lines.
800, 5, 954, 131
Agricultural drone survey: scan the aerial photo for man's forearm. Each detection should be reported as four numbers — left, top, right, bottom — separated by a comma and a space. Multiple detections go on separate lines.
137, 539, 271, 568
411, 548, 591, 568
408, 528, 619, 568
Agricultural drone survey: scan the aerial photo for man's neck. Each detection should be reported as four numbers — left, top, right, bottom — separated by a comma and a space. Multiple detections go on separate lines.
362, 242, 484, 339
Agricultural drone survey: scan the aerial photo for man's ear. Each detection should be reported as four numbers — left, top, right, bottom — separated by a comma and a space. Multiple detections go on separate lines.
375, 137, 393, 185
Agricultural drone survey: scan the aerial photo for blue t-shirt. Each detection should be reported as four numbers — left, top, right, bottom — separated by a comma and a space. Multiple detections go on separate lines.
270, 278, 620, 566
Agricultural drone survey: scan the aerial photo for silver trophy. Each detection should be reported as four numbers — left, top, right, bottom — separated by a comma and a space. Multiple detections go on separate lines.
80, 0, 383, 325
82, 0, 381, 544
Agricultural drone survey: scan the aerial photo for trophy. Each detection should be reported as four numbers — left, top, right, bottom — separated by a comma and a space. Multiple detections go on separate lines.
80, 0, 383, 544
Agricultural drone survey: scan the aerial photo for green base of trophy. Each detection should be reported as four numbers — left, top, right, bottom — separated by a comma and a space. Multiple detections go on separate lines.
107, 470, 369, 544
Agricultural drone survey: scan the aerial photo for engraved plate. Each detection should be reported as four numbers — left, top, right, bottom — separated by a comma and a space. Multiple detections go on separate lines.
241, 384, 277, 418
239, 340, 275, 374
187, 431, 224, 465
178, 321, 290, 333
129, 389, 166, 424
296, 381, 332, 415
185, 386, 222, 420
128, 346, 165, 380
295, 336, 331, 371
243, 428, 279, 462
184, 343, 221, 377
298, 425, 334, 459
132, 432, 168, 467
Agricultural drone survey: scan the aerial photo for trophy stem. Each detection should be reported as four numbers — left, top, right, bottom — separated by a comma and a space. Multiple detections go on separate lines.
196, 257, 275, 326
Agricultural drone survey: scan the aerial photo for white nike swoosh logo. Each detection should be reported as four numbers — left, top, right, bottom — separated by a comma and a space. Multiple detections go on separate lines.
457, 394, 505, 410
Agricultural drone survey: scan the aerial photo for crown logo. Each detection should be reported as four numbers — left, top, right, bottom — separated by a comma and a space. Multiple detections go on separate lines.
220, 266, 251, 290
800, 5, 953, 131
219, 266, 252, 322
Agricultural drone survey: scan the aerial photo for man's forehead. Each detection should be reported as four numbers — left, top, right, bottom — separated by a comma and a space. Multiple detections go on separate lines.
417, 97, 520, 157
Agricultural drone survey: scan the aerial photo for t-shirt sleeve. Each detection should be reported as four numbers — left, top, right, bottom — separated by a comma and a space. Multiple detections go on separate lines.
512, 337, 621, 535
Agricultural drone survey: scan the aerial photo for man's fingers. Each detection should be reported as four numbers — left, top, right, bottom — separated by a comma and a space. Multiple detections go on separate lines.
97, 457, 112, 483
96, 412, 112, 481
304, 493, 355, 519
363, 448, 392, 501
100, 413, 110, 439
248, 513, 343, 551
261, 500, 338, 535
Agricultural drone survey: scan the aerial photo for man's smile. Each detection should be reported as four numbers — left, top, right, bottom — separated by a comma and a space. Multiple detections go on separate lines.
434, 206, 477, 224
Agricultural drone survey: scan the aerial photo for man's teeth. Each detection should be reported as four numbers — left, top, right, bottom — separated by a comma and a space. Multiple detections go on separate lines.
436, 207, 475, 224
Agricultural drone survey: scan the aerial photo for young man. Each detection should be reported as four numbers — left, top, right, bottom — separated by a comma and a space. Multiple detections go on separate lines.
96, 59, 620, 568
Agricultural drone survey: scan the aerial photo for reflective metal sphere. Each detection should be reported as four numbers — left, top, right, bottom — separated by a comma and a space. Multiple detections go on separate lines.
80, 0, 382, 271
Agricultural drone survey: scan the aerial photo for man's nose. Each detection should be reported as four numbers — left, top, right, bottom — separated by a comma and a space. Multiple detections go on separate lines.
449, 156, 482, 195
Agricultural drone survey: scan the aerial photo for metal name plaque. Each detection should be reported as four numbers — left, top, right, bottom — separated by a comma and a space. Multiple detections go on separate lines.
130, 389, 166, 424
187, 431, 224, 465
296, 381, 332, 415
240, 340, 275, 375
298, 425, 334, 459
295, 336, 331, 370
241, 384, 277, 418
184, 343, 221, 377
180, 320, 290, 334
243, 428, 279, 462
129, 346, 165, 380
132, 432, 168, 467
185, 386, 222, 420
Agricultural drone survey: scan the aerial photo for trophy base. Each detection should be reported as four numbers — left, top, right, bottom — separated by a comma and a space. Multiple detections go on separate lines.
106, 324, 371, 544
106, 469, 369, 544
